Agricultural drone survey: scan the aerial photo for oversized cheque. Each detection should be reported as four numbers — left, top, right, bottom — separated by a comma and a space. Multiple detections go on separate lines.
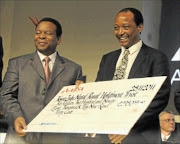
25, 76, 166, 135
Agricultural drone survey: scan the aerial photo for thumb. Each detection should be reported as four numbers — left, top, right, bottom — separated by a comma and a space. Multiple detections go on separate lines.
19, 119, 27, 130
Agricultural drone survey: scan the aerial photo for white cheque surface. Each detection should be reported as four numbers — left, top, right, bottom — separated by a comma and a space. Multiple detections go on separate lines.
25, 76, 166, 135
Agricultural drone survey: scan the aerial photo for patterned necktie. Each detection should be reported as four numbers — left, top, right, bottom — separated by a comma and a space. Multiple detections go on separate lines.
113, 49, 130, 80
43, 56, 51, 84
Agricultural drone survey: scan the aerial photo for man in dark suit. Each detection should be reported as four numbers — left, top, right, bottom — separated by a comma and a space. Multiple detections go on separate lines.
159, 110, 180, 144
94, 8, 170, 144
0, 17, 83, 144
0, 36, 3, 88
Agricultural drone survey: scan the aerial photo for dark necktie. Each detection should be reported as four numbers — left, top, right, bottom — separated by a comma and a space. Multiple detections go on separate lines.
43, 56, 51, 84
113, 49, 130, 80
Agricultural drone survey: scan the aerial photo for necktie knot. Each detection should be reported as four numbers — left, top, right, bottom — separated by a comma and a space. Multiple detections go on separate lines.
163, 136, 167, 141
124, 49, 130, 55
44, 56, 51, 63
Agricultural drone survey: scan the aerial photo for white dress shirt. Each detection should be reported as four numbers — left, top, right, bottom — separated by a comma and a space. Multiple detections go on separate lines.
115, 40, 142, 79
37, 51, 57, 72
161, 133, 171, 141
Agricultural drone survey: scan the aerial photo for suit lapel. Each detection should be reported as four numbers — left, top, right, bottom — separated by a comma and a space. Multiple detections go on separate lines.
29, 52, 45, 81
48, 53, 65, 86
128, 43, 148, 79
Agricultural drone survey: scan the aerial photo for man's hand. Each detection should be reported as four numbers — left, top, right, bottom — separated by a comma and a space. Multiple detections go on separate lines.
14, 117, 27, 136
75, 80, 84, 88
108, 134, 126, 144
88, 133, 95, 137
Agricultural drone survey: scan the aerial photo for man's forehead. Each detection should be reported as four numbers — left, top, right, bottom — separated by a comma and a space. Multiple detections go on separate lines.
116, 11, 134, 18
161, 113, 174, 118
115, 12, 135, 23
36, 21, 56, 29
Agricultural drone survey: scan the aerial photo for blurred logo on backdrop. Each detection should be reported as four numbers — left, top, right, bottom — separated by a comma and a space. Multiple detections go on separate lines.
171, 47, 180, 85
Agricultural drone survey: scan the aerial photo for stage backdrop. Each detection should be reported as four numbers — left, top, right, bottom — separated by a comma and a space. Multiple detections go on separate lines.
159, 0, 180, 113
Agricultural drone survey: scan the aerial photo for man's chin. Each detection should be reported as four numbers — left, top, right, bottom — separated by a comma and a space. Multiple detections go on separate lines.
119, 41, 130, 48
37, 48, 49, 55
37, 48, 55, 56
120, 44, 129, 49
168, 128, 175, 132
37, 48, 47, 53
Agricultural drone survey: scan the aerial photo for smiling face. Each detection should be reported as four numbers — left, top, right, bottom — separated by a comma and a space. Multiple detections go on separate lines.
114, 11, 143, 48
34, 21, 61, 56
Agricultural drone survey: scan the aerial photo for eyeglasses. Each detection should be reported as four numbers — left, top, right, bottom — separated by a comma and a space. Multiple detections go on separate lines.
160, 119, 175, 123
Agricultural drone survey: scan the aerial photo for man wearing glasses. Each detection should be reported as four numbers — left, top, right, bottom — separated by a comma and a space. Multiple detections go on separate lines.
159, 110, 180, 144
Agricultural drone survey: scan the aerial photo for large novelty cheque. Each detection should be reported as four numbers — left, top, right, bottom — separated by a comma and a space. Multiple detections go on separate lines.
25, 76, 166, 135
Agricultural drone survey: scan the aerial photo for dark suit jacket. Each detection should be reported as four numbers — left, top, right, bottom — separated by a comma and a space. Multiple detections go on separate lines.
96, 43, 170, 144
0, 36, 3, 87
0, 52, 83, 144
161, 132, 180, 144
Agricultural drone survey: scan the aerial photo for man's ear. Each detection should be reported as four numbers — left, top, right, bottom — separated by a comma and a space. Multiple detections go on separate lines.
57, 37, 62, 45
138, 24, 143, 33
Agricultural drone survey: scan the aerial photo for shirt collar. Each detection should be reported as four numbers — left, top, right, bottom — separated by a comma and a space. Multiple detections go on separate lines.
37, 51, 57, 63
161, 133, 171, 141
121, 40, 142, 55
